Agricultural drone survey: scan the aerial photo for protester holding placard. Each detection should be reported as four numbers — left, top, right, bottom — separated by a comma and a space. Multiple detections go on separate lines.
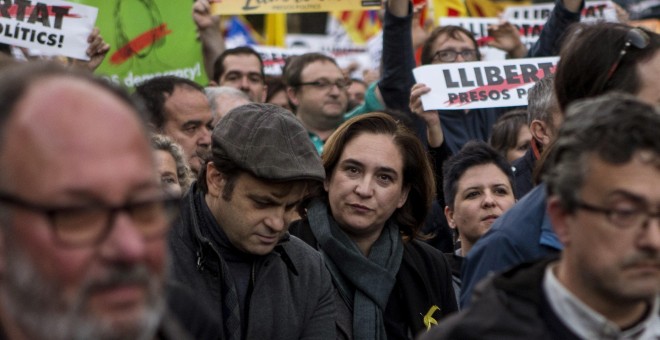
409, 0, 583, 155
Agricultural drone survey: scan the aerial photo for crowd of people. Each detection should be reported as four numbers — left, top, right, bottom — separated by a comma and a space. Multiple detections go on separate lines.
0, 0, 657, 339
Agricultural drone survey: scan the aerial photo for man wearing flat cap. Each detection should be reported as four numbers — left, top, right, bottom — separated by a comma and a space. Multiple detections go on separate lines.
168, 103, 335, 339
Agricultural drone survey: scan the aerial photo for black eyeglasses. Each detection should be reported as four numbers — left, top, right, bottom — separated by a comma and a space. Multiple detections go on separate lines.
606, 28, 651, 81
296, 79, 352, 91
432, 49, 478, 63
0, 192, 179, 247
576, 200, 660, 230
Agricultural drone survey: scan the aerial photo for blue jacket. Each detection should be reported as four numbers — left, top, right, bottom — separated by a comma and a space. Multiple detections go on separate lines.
459, 184, 562, 308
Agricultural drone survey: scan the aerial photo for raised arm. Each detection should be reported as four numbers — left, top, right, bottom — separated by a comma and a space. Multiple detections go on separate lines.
193, 0, 224, 82
526, 0, 584, 57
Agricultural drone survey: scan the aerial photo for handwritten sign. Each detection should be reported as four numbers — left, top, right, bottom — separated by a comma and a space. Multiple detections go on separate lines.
413, 57, 559, 110
211, 0, 381, 15
502, 0, 618, 22
0, 0, 97, 60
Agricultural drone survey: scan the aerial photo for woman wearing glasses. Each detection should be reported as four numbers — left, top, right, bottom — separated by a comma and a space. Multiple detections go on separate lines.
290, 112, 458, 340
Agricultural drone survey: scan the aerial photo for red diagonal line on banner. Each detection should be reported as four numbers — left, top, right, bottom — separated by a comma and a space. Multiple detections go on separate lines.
262, 58, 286, 67
357, 12, 367, 31
6, 5, 80, 18
476, 36, 494, 46
110, 23, 172, 65
443, 66, 555, 107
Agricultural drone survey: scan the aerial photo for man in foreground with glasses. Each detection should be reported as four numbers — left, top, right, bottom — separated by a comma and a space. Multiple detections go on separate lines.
0, 63, 190, 339
421, 94, 660, 339
283, 53, 350, 154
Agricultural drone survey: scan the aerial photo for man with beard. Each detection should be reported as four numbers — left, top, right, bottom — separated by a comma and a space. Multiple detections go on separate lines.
0, 63, 191, 340
134, 76, 214, 176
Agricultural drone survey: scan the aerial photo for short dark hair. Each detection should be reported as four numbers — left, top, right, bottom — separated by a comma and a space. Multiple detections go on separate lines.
322, 112, 435, 240
544, 93, 660, 213
265, 76, 287, 102
555, 23, 660, 112
443, 141, 514, 208
282, 52, 339, 89
212, 46, 265, 83
133, 76, 204, 130
421, 26, 481, 65
489, 109, 529, 159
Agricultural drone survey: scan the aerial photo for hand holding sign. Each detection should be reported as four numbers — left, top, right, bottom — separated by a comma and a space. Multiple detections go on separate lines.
0, 0, 98, 60
410, 83, 444, 148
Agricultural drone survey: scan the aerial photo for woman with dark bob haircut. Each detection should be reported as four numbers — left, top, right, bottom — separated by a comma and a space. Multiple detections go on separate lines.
289, 112, 457, 340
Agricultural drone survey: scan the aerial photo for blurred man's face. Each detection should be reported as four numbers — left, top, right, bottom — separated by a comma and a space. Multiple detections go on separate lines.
0, 77, 170, 340
430, 32, 479, 64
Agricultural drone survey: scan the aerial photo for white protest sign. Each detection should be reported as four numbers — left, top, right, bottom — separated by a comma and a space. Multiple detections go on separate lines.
439, 17, 546, 60
252, 45, 308, 76
413, 56, 559, 110
0, 0, 97, 60
503, 0, 618, 22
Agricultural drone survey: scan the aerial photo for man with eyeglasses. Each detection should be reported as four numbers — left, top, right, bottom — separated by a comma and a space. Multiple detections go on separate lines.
409, 0, 583, 154
421, 94, 660, 339
283, 52, 350, 154
0, 63, 197, 339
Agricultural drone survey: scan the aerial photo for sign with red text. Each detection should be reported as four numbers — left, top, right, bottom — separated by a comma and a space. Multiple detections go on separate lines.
0, 0, 97, 60
503, 0, 618, 22
211, 0, 381, 15
413, 57, 558, 110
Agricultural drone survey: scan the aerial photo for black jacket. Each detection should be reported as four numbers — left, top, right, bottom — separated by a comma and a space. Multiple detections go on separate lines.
290, 218, 458, 339
419, 258, 580, 340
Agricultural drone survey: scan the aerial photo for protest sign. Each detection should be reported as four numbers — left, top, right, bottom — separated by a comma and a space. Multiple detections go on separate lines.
71, 0, 207, 89
212, 0, 381, 15
413, 57, 559, 110
503, 0, 618, 22
254, 42, 372, 78
439, 17, 546, 60
0, 0, 97, 60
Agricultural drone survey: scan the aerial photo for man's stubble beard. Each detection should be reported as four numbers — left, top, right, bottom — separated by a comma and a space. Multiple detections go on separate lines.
0, 238, 167, 340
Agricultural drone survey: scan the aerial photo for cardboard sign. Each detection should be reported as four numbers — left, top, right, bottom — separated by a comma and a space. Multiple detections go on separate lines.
0, 0, 97, 60
503, 0, 618, 22
211, 0, 381, 15
413, 57, 559, 110
72, 0, 207, 89
439, 17, 546, 60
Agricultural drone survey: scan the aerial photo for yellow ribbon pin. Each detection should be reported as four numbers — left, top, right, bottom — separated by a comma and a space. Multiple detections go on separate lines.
423, 305, 440, 330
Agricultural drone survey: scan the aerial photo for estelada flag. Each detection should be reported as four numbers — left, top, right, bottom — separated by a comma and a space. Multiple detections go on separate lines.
330, 10, 382, 45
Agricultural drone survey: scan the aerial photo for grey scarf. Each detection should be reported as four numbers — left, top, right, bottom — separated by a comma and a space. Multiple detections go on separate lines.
307, 199, 403, 340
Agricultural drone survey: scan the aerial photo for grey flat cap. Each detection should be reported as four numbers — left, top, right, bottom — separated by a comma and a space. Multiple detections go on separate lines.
212, 103, 325, 182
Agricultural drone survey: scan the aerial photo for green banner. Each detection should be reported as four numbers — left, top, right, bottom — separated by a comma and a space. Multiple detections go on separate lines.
72, 0, 207, 90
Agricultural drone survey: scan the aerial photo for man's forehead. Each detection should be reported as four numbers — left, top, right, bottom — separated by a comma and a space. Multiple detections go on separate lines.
434, 31, 476, 50
1, 76, 155, 197
164, 87, 211, 119
223, 54, 262, 72
301, 60, 342, 78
